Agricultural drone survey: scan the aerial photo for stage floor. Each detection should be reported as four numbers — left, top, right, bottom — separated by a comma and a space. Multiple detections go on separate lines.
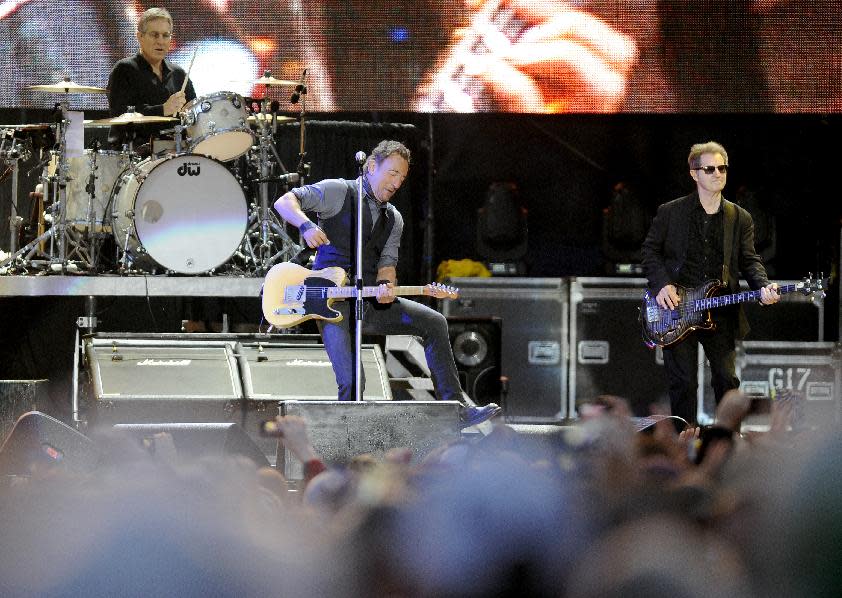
0, 274, 264, 298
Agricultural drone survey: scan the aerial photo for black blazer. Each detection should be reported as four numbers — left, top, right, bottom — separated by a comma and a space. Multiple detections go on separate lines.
641, 192, 770, 338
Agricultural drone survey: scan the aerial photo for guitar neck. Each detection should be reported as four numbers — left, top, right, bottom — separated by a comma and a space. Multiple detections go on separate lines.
327, 285, 428, 299
695, 283, 798, 311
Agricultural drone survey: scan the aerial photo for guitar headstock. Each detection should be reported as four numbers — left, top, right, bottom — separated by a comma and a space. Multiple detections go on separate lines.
425, 282, 459, 300
797, 273, 826, 299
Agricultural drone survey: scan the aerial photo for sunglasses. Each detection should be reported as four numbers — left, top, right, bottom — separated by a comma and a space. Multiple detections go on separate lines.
694, 165, 729, 174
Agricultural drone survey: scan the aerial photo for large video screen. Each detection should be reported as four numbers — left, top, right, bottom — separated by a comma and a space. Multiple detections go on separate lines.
1, 0, 839, 113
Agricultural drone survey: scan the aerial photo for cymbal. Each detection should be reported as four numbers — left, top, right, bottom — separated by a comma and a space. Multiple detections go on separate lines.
0, 123, 55, 147
246, 113, 296, 124
252, 75, 299, 86
28, 79, 107, 94
86, 112, 178, 126
0, 123, 52, 131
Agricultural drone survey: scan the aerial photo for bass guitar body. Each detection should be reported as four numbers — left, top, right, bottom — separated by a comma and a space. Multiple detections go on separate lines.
639, 280, 721, 348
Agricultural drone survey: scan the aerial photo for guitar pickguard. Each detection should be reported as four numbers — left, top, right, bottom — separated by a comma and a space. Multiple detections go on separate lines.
300, 276, 343, 320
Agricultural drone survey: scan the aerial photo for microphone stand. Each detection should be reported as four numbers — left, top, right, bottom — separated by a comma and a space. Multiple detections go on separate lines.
353, 152, 367, 402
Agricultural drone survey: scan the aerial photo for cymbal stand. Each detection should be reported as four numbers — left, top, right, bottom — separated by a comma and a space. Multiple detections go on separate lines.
292, 69, 310, 184
81, 141, 103, 270
54, 101, 70, 268
241, 98, 300, 275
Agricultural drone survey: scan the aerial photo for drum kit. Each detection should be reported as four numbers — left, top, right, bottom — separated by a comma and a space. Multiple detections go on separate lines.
0, 74, 308, 276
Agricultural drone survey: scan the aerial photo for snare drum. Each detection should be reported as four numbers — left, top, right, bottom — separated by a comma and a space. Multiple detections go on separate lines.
49, 150, 132, 231
111, 154, 247, 273
181, 91, 253, 162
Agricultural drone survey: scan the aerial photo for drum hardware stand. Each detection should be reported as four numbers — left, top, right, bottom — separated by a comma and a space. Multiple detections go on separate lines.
50, 99, 72, 271
75, 139, 113, 272
0, 122, 67, 272
117, 219, 137, 273
240, 96, 300, 275
34, 99, 89, 273
291, 68, 311, 186
0, 144, 50, 272
158, 122, 186, 154
0, 130, 31, 257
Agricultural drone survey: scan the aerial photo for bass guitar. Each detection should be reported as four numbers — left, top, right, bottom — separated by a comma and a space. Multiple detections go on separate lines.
262, 262, 459, 329
639, 275, 825, 348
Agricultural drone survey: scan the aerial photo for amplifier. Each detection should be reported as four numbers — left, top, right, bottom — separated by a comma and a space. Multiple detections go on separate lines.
441, 278, 568, 421
237, 341, 391, 401
84, 337, 242, 402
697, 341, 841, 428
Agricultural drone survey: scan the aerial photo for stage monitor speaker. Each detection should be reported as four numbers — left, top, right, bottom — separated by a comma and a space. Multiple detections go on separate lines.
0, 411, 100, 476
237, 342, 392, 401
277, 400, 460, 480
111, 423, 269, 468
447, 317, 502, 407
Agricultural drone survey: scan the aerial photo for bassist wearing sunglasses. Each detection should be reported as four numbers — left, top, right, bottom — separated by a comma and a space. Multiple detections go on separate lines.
641, 141, 780, 426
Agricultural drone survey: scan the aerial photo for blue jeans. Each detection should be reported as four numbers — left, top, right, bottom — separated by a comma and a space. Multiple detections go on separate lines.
319, 298, 464, 403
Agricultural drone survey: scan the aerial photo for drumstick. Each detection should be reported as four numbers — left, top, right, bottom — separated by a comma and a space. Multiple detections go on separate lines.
180, 47, 198, 94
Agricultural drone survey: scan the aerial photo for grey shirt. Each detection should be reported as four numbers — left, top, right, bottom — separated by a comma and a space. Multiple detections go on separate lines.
290, 177, 403, 271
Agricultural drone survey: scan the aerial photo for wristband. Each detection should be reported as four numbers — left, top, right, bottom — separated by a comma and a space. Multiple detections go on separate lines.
298, 220, 316, 234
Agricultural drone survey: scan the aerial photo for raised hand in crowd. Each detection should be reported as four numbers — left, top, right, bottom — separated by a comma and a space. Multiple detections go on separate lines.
271, 415, 319, 465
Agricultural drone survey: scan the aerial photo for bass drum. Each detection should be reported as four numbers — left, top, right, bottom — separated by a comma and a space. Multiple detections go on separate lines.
111, 154, 247, 273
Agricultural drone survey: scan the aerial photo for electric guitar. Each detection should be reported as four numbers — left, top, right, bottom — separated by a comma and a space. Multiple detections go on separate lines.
261, 262, 459, 329
639, 275, 825, 348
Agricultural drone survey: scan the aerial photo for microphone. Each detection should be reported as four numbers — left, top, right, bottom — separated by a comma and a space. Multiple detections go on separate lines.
258, 172, 300, 184
355, 151, 367, 165
290, 68, 308, 104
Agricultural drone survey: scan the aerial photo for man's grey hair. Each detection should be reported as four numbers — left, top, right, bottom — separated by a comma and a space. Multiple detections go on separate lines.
368, 140, 411, 169
137, 7, 173, 34
688, 141, 728, 169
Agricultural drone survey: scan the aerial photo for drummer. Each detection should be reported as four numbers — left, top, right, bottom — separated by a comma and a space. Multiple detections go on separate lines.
106, 7, 196, 151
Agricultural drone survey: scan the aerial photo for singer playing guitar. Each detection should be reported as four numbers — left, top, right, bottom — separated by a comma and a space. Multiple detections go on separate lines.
273, 140, 501, 428
641, 141, 779, 426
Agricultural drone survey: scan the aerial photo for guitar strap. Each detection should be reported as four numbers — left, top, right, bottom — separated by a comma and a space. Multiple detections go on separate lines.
721, 200, 738, 284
